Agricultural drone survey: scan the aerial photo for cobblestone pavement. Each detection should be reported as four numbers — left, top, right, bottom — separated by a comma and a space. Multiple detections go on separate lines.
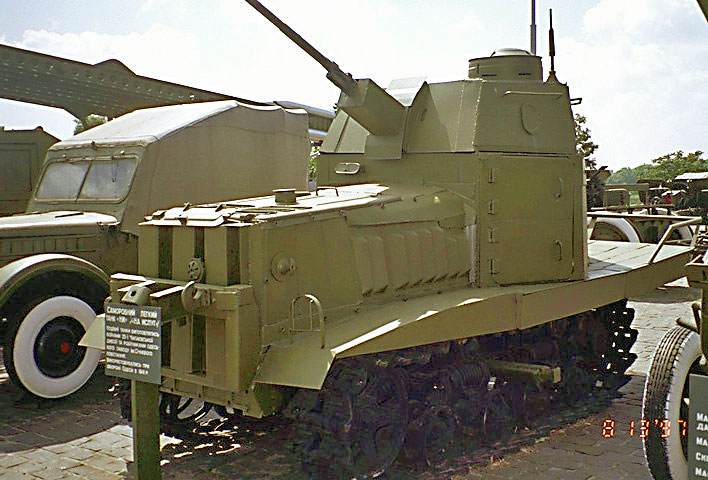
0, 282, 700, 480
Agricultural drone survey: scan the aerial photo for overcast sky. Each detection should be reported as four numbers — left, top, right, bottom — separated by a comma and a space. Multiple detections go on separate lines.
0, 0, 705, 170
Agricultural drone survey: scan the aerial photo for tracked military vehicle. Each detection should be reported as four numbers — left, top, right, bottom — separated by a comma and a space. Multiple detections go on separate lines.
0, 100, 309, 399
86, 2, 698, 477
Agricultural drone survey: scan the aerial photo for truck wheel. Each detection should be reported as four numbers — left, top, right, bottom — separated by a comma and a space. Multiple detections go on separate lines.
640, 208, 694, 243
642, 326, 703, 480
664, 224, 693, 243
3, 296, 101, 399
590, 217, 641, 242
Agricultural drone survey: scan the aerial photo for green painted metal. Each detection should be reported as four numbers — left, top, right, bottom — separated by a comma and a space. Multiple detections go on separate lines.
0, 253, 109, 311
0, 100, 311, 398
92, 1, 694, 423
131, 380, 161, 480
699, 0, 708, 21
487, 360, 561, 386
0, 127, 57, 216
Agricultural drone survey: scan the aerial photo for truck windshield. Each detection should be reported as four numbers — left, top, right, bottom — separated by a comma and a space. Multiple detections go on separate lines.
35, 156, 138, 201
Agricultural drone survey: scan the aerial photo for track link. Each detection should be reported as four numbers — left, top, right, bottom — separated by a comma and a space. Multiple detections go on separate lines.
285, 300, 638, 478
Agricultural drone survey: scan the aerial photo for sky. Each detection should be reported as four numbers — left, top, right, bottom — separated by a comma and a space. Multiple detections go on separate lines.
0, 0, 705, 171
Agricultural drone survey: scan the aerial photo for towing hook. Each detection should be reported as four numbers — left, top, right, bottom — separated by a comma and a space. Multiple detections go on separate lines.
181, 281, 212, 312
122, 285, 151, 306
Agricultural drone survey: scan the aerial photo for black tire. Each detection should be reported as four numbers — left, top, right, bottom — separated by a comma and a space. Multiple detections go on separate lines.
642, 326, 703, 480
2, 295, 101, 399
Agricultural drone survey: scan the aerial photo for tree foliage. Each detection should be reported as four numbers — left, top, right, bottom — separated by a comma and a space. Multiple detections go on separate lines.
608, 150, 706, 184
309, 144, 320, 181
574, 114, 599, 169
73, 114, 108, 134
607, 167, 636, 184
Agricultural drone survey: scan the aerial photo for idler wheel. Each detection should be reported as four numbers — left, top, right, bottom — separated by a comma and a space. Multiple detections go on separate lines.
403, 404, 461, 467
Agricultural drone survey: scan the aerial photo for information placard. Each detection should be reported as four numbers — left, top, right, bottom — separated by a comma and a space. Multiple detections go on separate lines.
689, 373, 708, 479
104, 303, 162, 385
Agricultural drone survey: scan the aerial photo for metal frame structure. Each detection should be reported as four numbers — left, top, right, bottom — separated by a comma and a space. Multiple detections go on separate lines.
0, 43, 333, 138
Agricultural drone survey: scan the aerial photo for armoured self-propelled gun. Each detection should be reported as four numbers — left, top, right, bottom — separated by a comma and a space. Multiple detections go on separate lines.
85, 1, 698, 476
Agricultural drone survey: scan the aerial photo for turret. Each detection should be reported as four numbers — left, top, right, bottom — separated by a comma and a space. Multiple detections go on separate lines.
245, 0, 586, 286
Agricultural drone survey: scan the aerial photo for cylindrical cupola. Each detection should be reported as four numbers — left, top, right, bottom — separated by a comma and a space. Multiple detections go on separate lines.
468, 48, 543, 81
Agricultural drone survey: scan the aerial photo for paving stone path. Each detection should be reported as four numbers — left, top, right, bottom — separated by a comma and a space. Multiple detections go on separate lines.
0, 282, 700, 480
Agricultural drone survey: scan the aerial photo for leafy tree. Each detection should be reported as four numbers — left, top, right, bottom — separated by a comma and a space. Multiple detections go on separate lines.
309, 144, 320, 181
574, 114, 599, 169
73, 114, 108, 134
607, 150, 706, 184
643, 150, 707, 182
607, 167, 636, 184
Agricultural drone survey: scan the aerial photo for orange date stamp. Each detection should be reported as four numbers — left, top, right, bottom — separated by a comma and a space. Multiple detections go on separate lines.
600, 418, 688, 438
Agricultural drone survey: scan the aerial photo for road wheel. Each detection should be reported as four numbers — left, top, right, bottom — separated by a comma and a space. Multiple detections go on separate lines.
642, 326, 704, 480
3, 295, 101, 399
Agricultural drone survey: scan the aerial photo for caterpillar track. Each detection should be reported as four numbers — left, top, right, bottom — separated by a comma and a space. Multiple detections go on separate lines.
113, 300, 637, 478
283, 300, 637, 478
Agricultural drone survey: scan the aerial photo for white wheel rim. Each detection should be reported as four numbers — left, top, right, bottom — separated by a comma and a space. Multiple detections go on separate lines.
638, 209, 693, 242
592, 217, 641, 242
12, 296, 101, 399
675, 226, 692, 241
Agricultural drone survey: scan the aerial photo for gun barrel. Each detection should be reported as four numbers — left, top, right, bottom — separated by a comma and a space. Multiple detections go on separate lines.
244, 0, 358, 96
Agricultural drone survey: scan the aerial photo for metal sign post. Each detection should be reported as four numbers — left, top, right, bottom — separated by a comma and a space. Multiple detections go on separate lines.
131, 381, 161, 480
104, 303, 162, 480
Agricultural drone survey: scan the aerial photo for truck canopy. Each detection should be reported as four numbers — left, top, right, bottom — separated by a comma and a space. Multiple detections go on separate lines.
28, 101, 310, 235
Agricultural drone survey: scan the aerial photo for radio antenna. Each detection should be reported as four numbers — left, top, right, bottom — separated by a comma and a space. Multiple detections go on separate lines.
548, 8, 557, 79
530, 0, 537, 55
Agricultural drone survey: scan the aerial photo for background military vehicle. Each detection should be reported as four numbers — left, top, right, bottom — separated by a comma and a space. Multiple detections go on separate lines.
669, 172, 708, 218
0, 99, 310, 399
587, 167, 695, 244
0, 127, 57, 216
88, 1, 699, 477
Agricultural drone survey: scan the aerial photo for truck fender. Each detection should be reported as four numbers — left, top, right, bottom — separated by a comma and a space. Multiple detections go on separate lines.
0, 254, 108, 313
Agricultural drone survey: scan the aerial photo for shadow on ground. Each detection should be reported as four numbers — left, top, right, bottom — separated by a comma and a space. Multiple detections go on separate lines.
0, 351, 120, 453
631, 284, 701, 305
